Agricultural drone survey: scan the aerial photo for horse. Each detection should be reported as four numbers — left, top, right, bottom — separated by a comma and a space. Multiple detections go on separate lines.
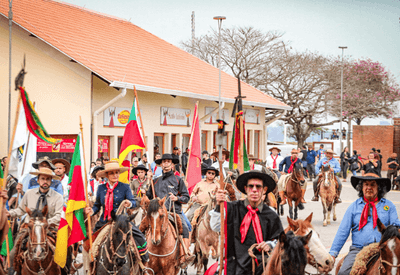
192, 192, 219, 275
318, 165, 337, 226
335, 219, 400, 275
139, 196, 182, 275
286, 213, 335, 274
263, 230, 312, 275
279, 162, 306, 220
19, 206, 61, 275
94, 213, 140, 275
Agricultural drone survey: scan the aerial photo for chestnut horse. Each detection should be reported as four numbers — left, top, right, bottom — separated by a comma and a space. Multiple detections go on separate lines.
336, 219, 400, 275
139, 197, 182, 275
279, 162, 306, 220
318, 165, 337, 226
263, 230, 311, 275
286, 213, 335, 274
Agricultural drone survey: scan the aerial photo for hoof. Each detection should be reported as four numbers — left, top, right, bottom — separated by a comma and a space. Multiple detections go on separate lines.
327, 220, 331, 225
333, 216, 337, 221
323, 221, 327, 227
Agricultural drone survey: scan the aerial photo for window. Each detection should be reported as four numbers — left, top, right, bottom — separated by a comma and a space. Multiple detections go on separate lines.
201, 131, 208, 153
154, 133, 165, 155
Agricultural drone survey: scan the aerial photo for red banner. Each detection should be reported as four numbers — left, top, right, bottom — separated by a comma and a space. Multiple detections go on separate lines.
187, 104, 202, 195
37, 139, 77, 153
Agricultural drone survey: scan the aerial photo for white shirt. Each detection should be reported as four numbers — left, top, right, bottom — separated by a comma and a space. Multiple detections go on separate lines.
266, 155, 284, 170
61, 175, 69, 204
212, 160, 229, 178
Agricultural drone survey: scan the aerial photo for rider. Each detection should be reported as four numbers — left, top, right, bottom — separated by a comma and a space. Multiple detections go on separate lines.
311, 149, 342, 203
278, 149, 305, 205
210, 171, 283, 275
52, 158, 70, 203
145, 153, 195, 269
84, 160, 149, 263
330, 174, 400, 275
266, 147, 284, 179
87, 165, 105, 202
130, 164, 152, 197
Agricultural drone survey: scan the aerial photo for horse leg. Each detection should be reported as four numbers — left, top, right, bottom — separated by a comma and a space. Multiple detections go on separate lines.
333, 202, 337, 221
294, 205, 298, 220
321, 198, 327, 226
288, 200, 293, 220
327, 202, 331, 225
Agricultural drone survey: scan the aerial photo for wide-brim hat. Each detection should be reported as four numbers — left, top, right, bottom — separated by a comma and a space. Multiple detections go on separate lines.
30, 167, 60, 180
52, 159, 70, 174
269, 147, 281, 153
350, 173, 391, 192
33, 156, 56, 170
201, 166, 219, 177
211, 149, 230, 159
155, 154, 179, 165
236, 171, 276, 194
248, 154, 258, 160
91, 166, 105, 178
325, 149, 336, 155
97, 160, 129, 178
132, 164, 149, 175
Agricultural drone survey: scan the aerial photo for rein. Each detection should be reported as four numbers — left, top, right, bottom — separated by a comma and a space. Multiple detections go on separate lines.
290, 169, 304, 187
248, 243, 269, 275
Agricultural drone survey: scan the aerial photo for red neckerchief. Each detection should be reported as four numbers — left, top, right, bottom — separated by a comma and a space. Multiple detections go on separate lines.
104, 182, 119, 221
323, 157, 333, 166
240, 205, 263, 244
271, 155, 278, 169
251, 164, 255, 170
60, 175, 65, 181
287, 157, 297, 173
359, 196, 378, 230
136, 177, 147, 195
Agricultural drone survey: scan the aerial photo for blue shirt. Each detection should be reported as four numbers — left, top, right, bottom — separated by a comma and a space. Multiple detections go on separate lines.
329, 197, 400, 257
317, 149, 325, 159
151, 161, 162, 178
279, 156, 302, 173
315, 157, 341, 174
306, 150, 318, 164
28, 177, 63, 196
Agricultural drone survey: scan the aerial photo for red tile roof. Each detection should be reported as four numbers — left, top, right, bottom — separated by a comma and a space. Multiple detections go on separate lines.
0, 0, 289, 110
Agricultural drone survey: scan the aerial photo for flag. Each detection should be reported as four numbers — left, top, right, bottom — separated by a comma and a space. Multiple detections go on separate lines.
186, 103, 202, 195
54, 133, 87, 268
0, 156, 3, 189
0, 221, 13, 256
118, 92, 145, 165
229, 111, 250, 171
119, 160, 131, 184
19, 87, 60, 144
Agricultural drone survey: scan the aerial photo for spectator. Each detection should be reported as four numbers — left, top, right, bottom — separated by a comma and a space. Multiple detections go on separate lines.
172, 146, 180, 173
300, 145, 308, 177
362, 152, 381, 177
348, 150, 359, 176
386, 153, 399, 188
377, 149, 383, 161
202, 151, 212, 167
331, 130, 337, 140
151, 153, 162, 178
181, 148, 189, 175
340, 147, 350, 182
317, 144, 325, 160
342, 128, 347, 139
140, 153, 150, 170
306, 144, 318, 180
95, 158, 102, 166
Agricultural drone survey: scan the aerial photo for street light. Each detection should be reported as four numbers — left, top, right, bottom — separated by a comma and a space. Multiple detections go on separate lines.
214, 16, 226, 160
339, 46, 347, 153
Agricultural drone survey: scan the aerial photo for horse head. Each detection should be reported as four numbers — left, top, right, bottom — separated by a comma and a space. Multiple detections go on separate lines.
279, 230, 311, 275
25, 206, 49, 260
322, 165, 334, 187
208, 191, 217, 210
293, 163, 305, 186
286, 213, 334, 273
110, 213, 135, 267
377, 219, 400, 274
146, 196, 167, 246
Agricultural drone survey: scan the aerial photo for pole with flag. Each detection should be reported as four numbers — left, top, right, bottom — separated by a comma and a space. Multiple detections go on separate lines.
186, 102, 201, 195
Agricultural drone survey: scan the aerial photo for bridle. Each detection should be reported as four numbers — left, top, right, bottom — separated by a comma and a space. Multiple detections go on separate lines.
290, 167, 305, 187
291, 228, 322, 275
377, 237, 400, 273
148, 208, 169, 245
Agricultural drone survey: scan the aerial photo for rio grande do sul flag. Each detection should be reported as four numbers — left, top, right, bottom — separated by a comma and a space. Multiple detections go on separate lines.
54, 133, 87, 268
118, 91, 145, 165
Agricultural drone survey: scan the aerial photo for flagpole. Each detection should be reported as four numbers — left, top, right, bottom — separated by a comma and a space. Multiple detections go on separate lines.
79, 116, 93, 256
0, 93, 21, 222
133, 86, 155, 198
185, 102, 198, 181
239, 114, 244, 174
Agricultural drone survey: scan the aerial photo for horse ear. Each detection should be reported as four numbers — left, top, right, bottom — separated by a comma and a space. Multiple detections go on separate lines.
42, 205, 48, 217
129, 213, 137, 222
279, 231, 287, 244
377, 218, 386, 233
287, 217, 299, 231
305, 212, 313, 223
159, 196, 167, 206
301, 230, 312, 245
26, 207, 32, 217
141, 194, 150, 209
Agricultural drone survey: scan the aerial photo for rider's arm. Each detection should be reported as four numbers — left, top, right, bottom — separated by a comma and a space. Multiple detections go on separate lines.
329, 202, 354, 257
124, 184, 136, 209
315, 160, 322, 174
177, 178, 190, 204
278, 158, 285, 172
8, 191, 28, 218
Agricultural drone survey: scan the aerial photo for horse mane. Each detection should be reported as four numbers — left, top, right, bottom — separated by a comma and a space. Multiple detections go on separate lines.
114, 214, 131, 233
147, 198, 162, 217
294, 162, 303, 171
380, 225, 400, 245
30, 208, 45, 219
282, 231, 308, 275
323, 165, 330, 172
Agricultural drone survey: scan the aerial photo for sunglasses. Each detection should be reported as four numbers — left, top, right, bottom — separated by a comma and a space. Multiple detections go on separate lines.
207, 172, 215, 175
246, 184, 263, 190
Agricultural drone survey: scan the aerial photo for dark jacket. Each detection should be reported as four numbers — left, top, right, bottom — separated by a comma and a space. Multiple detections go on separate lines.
363, 161, 382, 177
301, 150, 307, 161
340, 152, 350, 164
306, 149, 317, 164
146, 170, 189, 214
387, 158, 399, 170
279, 156, 302, 173
181, 152, 188, 174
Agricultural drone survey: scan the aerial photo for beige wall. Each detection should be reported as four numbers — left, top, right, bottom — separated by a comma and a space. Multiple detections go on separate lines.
0, 17, 92, 165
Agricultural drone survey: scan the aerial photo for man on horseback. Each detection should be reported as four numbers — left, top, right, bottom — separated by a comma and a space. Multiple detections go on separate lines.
210, 171, 283, 275
311, 149, 342, 203
278, 149, 305, 205
145, 153, 196, 269
130, 164, 151, 197
266, 147, 284, 179
330, 174, 400, 275
84, 160, 149, 263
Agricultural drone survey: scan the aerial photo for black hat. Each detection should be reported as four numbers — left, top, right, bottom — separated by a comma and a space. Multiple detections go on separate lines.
91, 166, 105, 178
32, 156, 56, 170
132, 164, 149, 175
371, 148, 376, 152
201, 166, 219, 177
202, 150, 209, 155
350, 173, 391, 192
173, 147, 179, 150
236, 171, 276, 194
155, 154, 179, 165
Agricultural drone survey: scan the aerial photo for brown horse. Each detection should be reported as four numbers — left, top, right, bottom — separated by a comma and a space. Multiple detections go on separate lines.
280, 162, 306, 220
318, 165, 337, 226
139, 196, 182, 275
286, 213, 335, 274
263, 230, 311, 275
335, 219, 400, 275
20, 206, 61, 275
192, 193, 219, 274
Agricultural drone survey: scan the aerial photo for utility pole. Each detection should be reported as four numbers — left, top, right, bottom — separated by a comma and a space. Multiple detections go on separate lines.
339, 46, 347, 154
8, 0, 13, 151
191, 11, 195, 50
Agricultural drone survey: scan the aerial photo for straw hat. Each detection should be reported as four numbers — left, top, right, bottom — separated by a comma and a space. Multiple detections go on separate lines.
30, 167, 60, 180
211, 149, 230, 160
325, 149, 336, 155
32, 156, 56, 170
52, 158, 71, 174
269, 147, 281, 152
97, 160, 129, 178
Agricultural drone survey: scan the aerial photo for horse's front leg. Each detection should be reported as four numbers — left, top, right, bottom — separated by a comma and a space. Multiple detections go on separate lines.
294, 205, 298, 220
333, 202, 337, 221
321, 198, 327, 226
288, 199, 293, 220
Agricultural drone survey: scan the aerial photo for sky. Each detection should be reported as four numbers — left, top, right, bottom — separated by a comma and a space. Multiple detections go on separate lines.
62, 0, 400, 126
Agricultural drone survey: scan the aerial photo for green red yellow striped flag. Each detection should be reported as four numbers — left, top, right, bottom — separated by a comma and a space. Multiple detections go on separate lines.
229, 111, 250, 171
0, 221, 13, 257
0, 165, 3, 190
54, 133, 87, 268
19, 87, 60, 144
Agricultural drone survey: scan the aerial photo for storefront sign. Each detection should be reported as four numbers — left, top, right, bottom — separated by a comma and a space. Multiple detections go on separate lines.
160, 107, 192, 127
204, 107, 230, 124
244, 108, 260, 124
103, 107, 131, 127
37, 139, 77, 153
98, 139, 109, 153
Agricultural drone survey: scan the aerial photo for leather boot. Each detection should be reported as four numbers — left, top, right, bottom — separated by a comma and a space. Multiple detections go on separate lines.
335, 186, 342, 204
301, 189, 306, 203
279, 191, 287, 205
179, 238, 195, 269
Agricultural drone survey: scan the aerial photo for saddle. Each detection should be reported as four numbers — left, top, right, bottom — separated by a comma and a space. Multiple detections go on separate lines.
350, 243, 380, 275
190, 205, 208, 243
